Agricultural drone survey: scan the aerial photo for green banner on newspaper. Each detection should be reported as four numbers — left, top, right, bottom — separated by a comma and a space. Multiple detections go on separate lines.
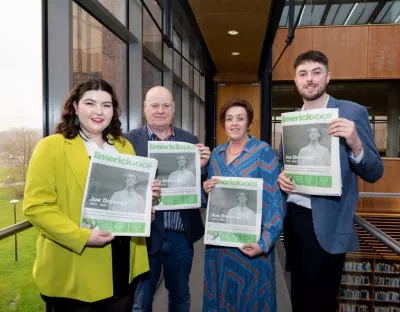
218, 178, 258, 187
289, 174, 332, 188
161, 194, 198, 206
149, 142, 196, 151
82, 217, 145, 234
206, 230, 256, 244
93, 151, 155, 170
282, 111, 333, 123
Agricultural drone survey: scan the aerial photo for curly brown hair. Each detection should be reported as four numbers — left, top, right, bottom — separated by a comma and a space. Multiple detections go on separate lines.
55, 79, 123, 144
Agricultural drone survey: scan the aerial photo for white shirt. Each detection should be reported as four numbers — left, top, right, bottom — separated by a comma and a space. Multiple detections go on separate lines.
287, 95, 364, 209
298, 143, 331, 166
167, 168, 196, 188
226, 205, 256, 226
108, 189, 145, 213
81, 135, 119, 157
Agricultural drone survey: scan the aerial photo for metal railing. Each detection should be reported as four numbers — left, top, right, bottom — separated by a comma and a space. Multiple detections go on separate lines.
359, 192, 400, 198
0, 220, 32, 241
1, 192, 400, 244
354, 214, 400, 255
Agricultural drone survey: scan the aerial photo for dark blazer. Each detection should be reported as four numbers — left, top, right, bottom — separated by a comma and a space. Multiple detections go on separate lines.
279, 97, 384, 254
124, 125, 205, 255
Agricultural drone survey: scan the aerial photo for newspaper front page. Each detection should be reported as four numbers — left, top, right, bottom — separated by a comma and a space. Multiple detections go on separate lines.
281, 108, 341, 196
148, 141, 201, 210
204, 177, 263, 248
80, 149, 157, 236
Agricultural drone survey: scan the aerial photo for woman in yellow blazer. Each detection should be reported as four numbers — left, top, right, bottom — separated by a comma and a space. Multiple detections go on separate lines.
23, 79, 160, 312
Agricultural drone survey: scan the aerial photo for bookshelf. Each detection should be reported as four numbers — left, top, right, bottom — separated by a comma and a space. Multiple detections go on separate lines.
339, 256, 400, 312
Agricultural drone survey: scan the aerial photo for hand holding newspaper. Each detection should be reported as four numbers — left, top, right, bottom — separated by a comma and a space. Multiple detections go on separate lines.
281, 108, 342, 196
204, 177, 263, 248
80, 149, 158, 236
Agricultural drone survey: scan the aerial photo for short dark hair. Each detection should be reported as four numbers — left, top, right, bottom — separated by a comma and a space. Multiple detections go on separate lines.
176, 155, 188, 163
219, 98, 254, 128
294, 50, 329, 71
307, 125, 321, 135
55, 79, 123, 144
236, 191, 248, 200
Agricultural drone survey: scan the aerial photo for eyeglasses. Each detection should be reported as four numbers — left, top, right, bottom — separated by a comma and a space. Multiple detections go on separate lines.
146, 102, 174, 110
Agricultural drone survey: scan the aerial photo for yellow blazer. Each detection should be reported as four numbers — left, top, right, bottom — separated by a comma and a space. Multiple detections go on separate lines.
23, 134, 149, 302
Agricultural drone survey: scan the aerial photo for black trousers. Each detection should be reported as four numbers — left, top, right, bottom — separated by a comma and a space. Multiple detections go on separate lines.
44, 293, 134, 312
284, 203, 345, 312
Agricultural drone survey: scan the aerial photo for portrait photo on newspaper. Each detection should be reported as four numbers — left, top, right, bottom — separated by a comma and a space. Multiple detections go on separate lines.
281, 108, 341, 196
80, 149, 157, 236
204, 177, 262, 248
283, 123, 331, 167
151, 153, 197, 188
84, 163, 149, 213
148, 141, 201, 209
207, 188, 257, 226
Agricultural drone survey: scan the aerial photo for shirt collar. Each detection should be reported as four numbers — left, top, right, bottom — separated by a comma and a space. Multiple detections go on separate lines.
301, 94, 330, 111
146, 124, 175, 140
308, 142, 321, 148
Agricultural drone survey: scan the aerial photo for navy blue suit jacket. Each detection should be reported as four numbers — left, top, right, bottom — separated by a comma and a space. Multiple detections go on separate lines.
124, 125, 205, 255
279, 97, 384, 254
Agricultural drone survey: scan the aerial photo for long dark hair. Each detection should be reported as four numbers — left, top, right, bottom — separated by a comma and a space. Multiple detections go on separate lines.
55, 79, 123, 144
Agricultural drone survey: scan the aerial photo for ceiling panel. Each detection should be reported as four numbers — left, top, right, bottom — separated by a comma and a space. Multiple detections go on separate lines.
380, 1, 400, 23
279, 6, 289, 27
188, 0, 272, 73
325, 4, 340, 25
333, 3, 353, 25
345, 3, 364, 25
311, 5, 326, 25
278, 1, 399, 26
357, 2, 378, 24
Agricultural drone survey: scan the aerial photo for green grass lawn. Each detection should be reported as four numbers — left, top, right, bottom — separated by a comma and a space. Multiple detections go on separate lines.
0, 187, 45, 311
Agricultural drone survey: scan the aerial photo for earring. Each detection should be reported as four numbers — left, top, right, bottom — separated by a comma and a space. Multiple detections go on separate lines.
74, 116, 80, 126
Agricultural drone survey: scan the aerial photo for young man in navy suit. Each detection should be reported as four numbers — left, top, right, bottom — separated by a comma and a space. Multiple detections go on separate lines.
125, 86, 210, 312
278, 50, 383, 312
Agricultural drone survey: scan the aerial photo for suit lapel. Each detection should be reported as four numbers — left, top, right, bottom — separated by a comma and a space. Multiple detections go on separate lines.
64, 136, 90, 192
326, 96, 339, 109
139, 126, 149, 156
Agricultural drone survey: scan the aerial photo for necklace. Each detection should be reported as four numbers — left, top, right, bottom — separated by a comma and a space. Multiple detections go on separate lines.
227, 137, 249, 155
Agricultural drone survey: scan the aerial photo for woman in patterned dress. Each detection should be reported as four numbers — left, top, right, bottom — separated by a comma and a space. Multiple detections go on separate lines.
202, 98, 284, 312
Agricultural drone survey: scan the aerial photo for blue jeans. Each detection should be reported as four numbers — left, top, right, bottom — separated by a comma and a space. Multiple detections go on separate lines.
133, 231, 194, 312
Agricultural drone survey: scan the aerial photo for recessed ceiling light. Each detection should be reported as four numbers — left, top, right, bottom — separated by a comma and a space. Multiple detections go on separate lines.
228, 30, 239, 35
231, 52, 240, 56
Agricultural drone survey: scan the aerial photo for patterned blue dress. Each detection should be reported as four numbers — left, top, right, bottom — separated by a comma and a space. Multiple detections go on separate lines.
203, 135, 284, 312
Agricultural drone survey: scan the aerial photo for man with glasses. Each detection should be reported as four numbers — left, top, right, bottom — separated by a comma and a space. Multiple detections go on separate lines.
125, 86, 210, 312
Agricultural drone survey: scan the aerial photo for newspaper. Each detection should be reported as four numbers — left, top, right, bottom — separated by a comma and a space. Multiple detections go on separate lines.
281, 108, 341, 196
204, 177, 263, 248
80, 149, 157, 236
148, 141, 201, 210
